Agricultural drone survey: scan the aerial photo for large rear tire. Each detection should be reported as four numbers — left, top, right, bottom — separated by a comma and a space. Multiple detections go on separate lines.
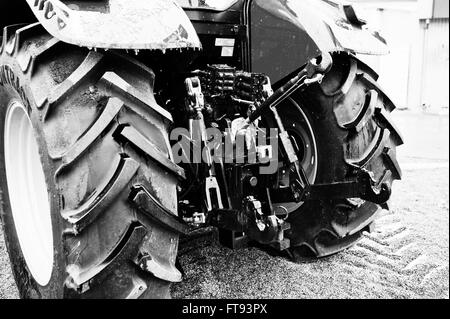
283, 53, 404, 258
0, 23, 183, 298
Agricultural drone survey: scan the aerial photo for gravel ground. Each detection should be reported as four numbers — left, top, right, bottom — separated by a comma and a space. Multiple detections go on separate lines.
0, 111, 448, 299
0, 224, 18, 299
172, 165, 449, 299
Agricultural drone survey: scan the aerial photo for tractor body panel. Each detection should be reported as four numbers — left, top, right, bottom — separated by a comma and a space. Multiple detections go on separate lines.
253, 0, 389, 55
250, 0, 389, 83
181, 0, 390, 84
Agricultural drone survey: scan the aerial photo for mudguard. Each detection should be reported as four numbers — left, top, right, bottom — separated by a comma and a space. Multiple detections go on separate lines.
255, 0, 389, 56
25, 0, 202, 50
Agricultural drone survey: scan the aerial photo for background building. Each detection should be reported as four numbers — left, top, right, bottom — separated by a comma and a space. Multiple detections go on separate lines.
350, 0, 449, 113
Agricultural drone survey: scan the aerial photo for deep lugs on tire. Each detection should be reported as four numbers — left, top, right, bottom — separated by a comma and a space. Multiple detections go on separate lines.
0, 23, 183, 298
286, 53, 403, 258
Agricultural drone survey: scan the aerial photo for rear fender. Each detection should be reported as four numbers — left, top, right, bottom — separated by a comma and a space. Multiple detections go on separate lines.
254, 0, 389, 56
25, 0, 202, 50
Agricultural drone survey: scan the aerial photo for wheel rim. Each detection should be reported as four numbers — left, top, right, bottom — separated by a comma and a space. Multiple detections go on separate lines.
273, 98, 318, 214
287, 124, 317, 184
4, 101, 53, 286
286, 97, 318, 184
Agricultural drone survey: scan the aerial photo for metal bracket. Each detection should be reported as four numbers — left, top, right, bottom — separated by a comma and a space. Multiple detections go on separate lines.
211, 204, 291, 251
304, 170, 392, 205
185, 77, 224, 212
248, 54, 332, 123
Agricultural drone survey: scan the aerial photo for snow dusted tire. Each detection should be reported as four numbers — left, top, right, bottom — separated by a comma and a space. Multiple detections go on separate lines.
285, 53, 404, 258
0, 23, 184, 298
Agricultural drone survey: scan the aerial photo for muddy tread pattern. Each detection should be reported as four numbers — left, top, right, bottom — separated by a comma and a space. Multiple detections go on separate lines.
1, 23, 181, 299
3, 24, 27, 56
66, 223, 147, 287
62, 155, 140, 233
13, 23, 42, 53
48, 51, 104, 110
54, 97, 124, 165
131, 186, 191, 235
347, 128, 388, 167
359, 73, 396, 112
98, 71, 173, 122
322, 58, 358, 97
27, 37, 60, 75
341, 211, 445, 298
374, 105, 404, 146
346, 89, 377, 132
288, 53, 403, 258
115, 125, 186, 180
383, 148, 402, 180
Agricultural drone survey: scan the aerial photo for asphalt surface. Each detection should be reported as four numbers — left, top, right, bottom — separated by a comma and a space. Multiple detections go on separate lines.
0, 110, 449, 299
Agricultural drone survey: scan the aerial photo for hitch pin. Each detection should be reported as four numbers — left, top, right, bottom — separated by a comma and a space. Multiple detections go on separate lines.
304, 73, 325, 86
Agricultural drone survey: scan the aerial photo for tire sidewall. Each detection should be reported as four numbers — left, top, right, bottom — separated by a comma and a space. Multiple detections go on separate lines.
0, 59, 66, 298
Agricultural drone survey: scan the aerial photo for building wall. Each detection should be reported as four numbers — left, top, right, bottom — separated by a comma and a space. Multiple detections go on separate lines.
419, 18, 449, 111
350, 0, 449, 113
354, 2, 418, 109
431, 0, 449, 19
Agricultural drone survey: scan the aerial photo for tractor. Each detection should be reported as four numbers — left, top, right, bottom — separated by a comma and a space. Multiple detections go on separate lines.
0, 0, 403, 298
